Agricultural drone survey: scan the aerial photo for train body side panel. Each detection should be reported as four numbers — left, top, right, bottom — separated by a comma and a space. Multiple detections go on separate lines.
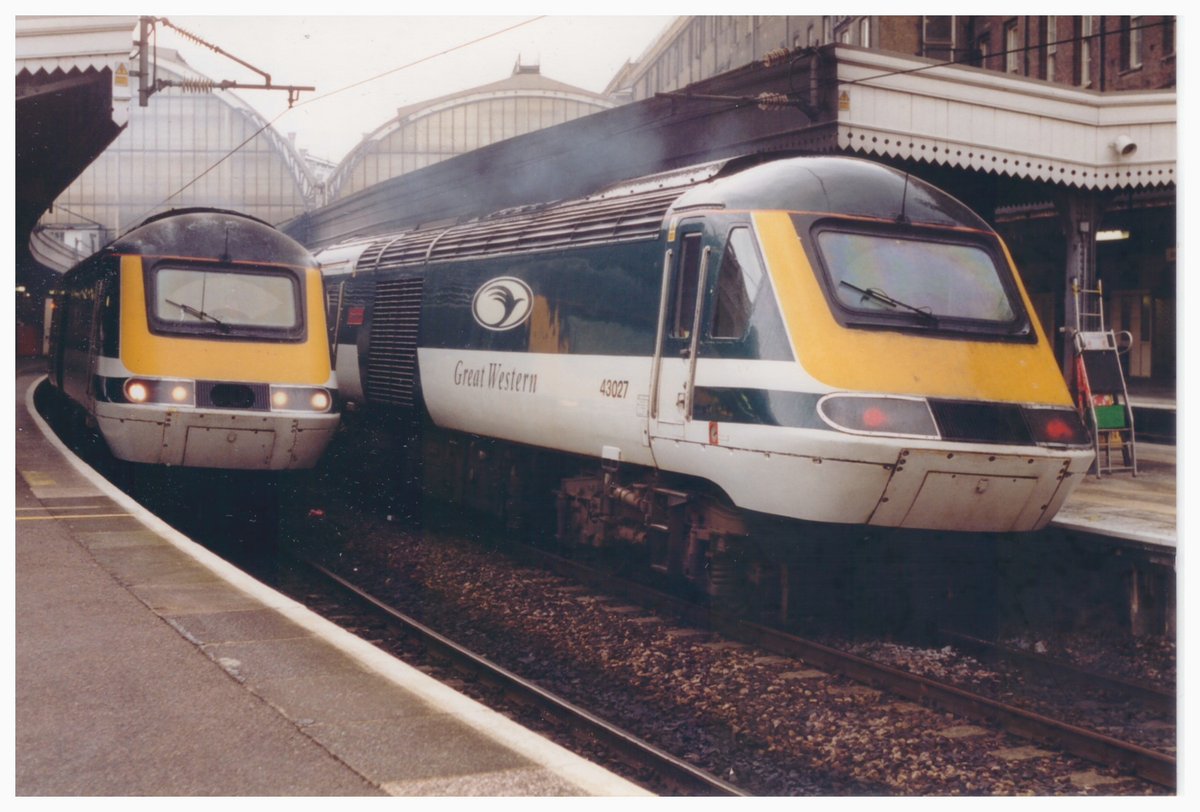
384, 240, 663, 465
418, 349, 657, 468
52, 257, 114, 408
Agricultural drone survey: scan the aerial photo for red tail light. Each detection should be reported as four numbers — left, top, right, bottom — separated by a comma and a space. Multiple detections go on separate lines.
1024, 407, 1092, 446
818, 395, 939, 438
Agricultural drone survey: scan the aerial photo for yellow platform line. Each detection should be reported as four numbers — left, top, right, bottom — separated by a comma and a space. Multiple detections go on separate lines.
16, 505, 110, 511
16, 513, 132, 521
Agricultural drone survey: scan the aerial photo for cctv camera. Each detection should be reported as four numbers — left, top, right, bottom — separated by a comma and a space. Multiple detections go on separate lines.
1111, 135, 1137, 157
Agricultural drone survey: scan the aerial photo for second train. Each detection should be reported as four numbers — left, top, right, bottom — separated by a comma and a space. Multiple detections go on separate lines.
315, 154, 1095, 597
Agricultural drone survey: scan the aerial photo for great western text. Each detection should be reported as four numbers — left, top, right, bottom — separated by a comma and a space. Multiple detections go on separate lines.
453, 360, 538, 394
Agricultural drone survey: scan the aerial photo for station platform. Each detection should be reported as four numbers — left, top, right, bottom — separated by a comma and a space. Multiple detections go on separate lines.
13, 363, 648, 797
1051, 442, 1177, 551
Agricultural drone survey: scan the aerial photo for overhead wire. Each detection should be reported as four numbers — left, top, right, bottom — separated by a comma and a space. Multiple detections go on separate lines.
139, 16, 546, 226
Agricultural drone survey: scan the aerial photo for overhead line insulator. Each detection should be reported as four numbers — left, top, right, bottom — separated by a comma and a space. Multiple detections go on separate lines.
176, 77, 217, 94
755, 92, 792, 112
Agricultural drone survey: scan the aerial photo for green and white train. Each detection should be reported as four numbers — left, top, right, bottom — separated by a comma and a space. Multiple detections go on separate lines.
316, 154, 1093, 596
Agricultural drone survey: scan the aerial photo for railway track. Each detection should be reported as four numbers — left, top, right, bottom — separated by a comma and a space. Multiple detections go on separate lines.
937, 630, 1175, 715
498, 543, 1177, 790
275, 510, 1174, 794
731, 621, 1175, 789
294, 555, 748, 796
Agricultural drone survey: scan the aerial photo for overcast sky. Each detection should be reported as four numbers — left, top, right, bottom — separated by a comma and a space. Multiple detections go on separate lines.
153, 13, 675, 162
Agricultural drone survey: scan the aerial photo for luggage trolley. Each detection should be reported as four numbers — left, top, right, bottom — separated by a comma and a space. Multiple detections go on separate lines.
1070, 278, 1137, 477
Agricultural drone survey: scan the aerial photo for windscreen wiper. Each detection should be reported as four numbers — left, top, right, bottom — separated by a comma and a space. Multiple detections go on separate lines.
839, 280, 938, 324
165, 298, 231, 331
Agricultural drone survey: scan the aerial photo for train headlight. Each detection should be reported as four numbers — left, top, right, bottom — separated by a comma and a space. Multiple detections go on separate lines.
269, 385, 334, 413
122, 378, 195, 407
125, 381, 150, 403
817, 394, 939, 439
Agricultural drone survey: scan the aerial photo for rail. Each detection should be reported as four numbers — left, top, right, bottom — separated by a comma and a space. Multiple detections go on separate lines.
305, 558, 749, 797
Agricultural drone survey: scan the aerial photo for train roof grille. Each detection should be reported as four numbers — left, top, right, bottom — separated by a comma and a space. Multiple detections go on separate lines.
358, 185, 684, 274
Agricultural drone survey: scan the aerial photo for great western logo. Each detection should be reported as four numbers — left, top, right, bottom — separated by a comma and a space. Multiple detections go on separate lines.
472, 277, 533, 331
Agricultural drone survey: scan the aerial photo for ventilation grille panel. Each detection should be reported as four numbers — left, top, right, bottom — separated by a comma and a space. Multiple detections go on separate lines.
364, 275, 424, 408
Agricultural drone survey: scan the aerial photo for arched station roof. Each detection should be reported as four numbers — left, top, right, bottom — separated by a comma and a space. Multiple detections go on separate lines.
325, 62, 616, 202
31, 47, 322, 270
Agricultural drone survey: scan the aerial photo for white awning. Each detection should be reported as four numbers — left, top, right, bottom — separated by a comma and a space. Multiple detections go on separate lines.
16, 16, 137, 74
832, 45, 1176, 191
16, 16, 137, 127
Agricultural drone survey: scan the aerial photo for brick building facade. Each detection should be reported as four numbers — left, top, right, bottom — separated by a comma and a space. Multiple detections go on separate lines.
966, 16, 1175, 91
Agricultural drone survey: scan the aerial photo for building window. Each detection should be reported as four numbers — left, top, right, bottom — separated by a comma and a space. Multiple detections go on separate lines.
1076, 16, 1095, 87
1004, 19, 1020, 73
1121, 16, 1143, 71
808, 23, 817, 47
1042, 16, 1058, 80
859, 17, 870, 48
922, 16, 955, 60
973, 35, 990, 69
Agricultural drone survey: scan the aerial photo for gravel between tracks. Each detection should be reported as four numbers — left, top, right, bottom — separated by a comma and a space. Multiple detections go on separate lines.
287, 497, 1172, 797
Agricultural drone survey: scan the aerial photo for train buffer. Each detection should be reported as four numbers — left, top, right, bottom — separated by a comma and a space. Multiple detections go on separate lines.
1070, 278, 1137, 478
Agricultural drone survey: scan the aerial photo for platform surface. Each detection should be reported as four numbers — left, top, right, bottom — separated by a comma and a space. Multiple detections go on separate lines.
14, 362, 648, 797
1052, 442, 1177, 550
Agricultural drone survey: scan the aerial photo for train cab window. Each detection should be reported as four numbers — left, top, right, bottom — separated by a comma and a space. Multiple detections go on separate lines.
814, 227, 1027, 336
147, 265, 305, 340
710, 227, 765, 339
669, 233, 704, 339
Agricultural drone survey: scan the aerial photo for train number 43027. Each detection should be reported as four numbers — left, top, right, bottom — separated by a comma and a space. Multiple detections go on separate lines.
600, 379, 629, 399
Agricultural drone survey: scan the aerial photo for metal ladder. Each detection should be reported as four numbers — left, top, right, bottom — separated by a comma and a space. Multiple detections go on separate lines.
1071, 278, 1137, 477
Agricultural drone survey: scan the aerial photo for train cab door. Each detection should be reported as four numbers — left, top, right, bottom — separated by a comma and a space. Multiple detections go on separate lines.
650, 221, 711, 442
59, 272, 105, 408
49, 290, 67, 390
